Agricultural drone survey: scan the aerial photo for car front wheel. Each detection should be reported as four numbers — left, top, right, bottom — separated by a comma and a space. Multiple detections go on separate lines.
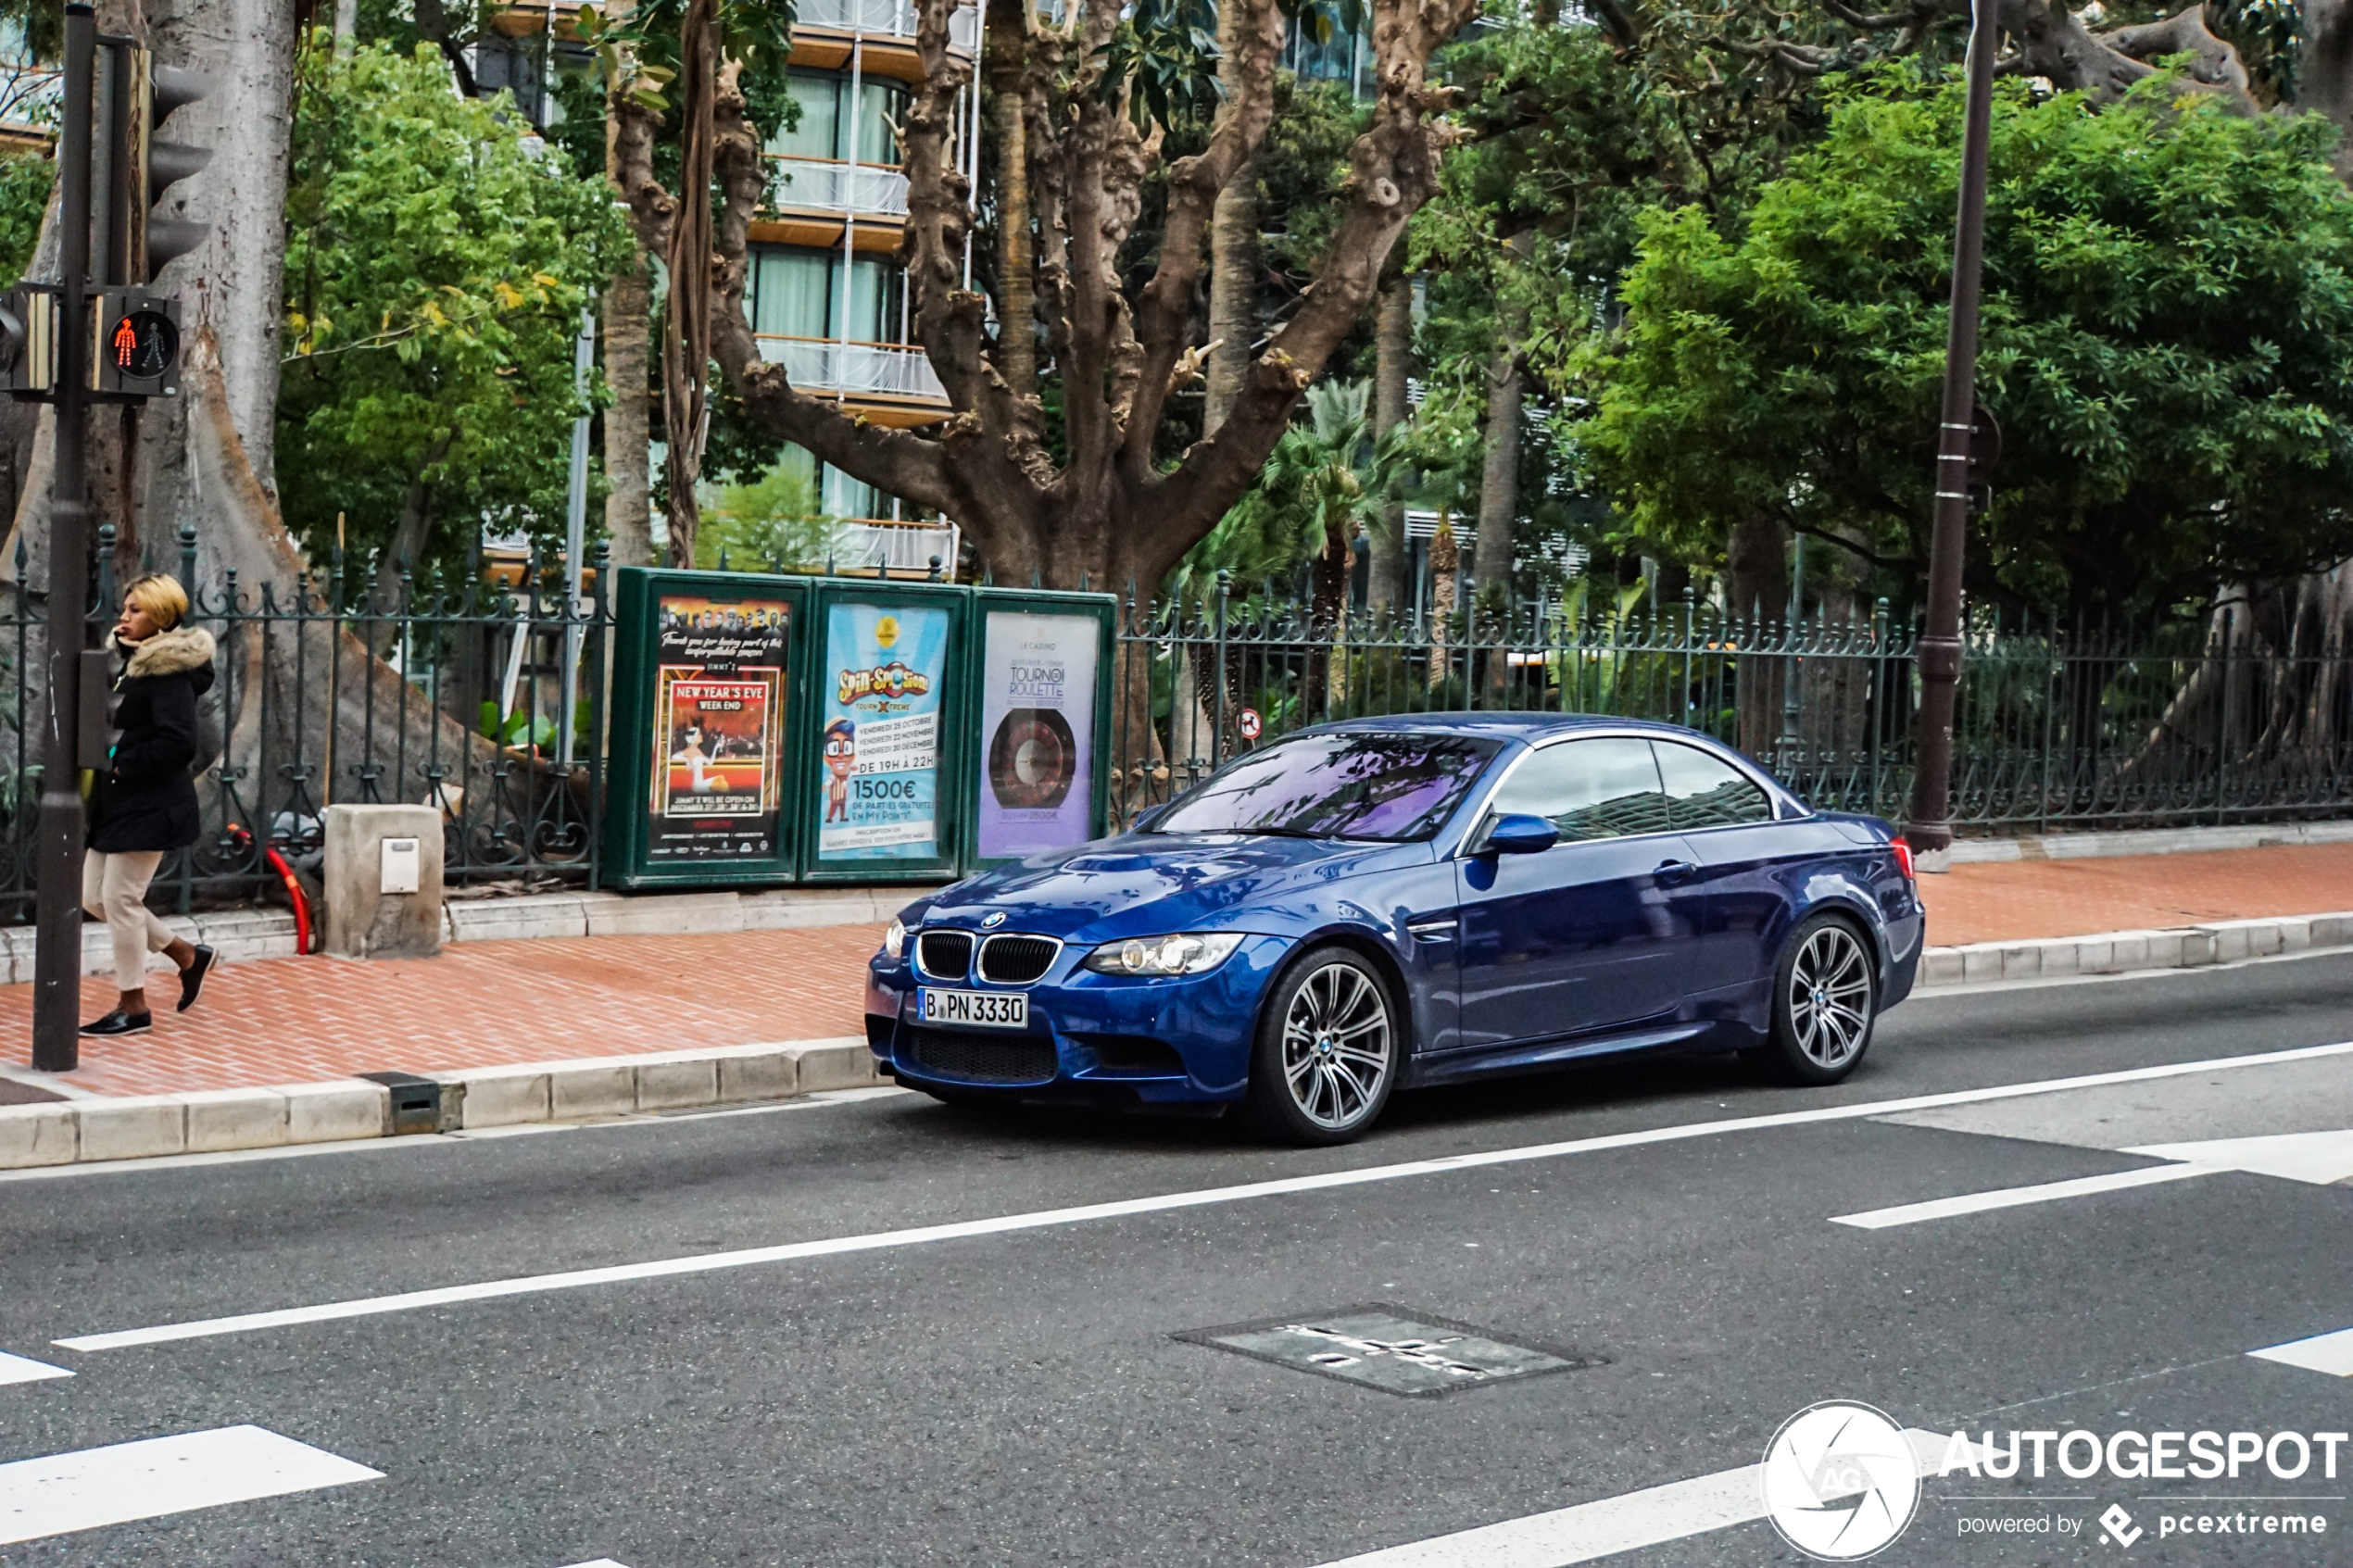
1756, 912, 1878, 1085
1243, 946, 1399, 1145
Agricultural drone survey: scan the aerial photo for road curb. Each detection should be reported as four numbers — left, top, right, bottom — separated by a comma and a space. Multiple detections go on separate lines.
0, 1036, 882, 1171
1945, 820, 2353, 863
1915, 911, 2353, 987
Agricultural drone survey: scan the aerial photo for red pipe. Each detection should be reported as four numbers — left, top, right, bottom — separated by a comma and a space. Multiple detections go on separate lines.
228, 823, 316, 955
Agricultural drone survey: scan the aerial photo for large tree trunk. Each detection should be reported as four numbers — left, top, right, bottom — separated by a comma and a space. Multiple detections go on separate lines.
1202, 0, 1259, 436
660, 0, 719, 568
1369, 263, 1410, 619
985, 4, 1038, 400
602, 10, 655, 571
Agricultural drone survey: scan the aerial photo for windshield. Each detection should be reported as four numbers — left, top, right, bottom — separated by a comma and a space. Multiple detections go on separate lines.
1150, 732, 1504, 842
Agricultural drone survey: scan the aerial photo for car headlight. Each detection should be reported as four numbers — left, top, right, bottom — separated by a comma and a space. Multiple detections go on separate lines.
1082, 932, 1245, 976
882, 917, 907, 960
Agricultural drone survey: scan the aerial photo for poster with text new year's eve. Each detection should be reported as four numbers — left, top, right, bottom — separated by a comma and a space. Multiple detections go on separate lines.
815, 602, 949, 861
646, 596, 791, 864
976, 611, 1099, 859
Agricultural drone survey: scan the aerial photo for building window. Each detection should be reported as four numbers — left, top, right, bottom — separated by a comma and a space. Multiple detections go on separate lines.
749, 244, 905, 345
769, 69, 906, 165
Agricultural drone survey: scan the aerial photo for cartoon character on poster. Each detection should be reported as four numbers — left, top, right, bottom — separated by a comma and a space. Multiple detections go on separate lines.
976, 612, 1100, 859
818, 603, 949, 859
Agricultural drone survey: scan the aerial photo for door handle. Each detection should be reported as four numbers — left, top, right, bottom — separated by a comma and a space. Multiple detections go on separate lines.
1653, 859, 1700, 884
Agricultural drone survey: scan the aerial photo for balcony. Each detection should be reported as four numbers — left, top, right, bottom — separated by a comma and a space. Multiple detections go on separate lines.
770, 158, 911, 219
831, 519, 962, 578
759, 336, 948, 421
793, 0, 979, 54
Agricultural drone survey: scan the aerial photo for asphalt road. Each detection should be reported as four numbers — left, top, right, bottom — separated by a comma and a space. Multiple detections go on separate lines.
6, 951, 2353, 1566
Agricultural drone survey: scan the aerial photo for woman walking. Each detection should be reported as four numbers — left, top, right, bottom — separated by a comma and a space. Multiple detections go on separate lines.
79, 573, 218, 1037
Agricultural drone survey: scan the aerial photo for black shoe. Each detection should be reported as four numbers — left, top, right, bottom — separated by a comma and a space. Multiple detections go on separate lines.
178, 945, 216, 1013
79, 1010, 151, 1036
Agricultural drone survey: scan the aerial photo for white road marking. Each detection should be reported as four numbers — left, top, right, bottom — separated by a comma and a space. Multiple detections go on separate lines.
56, 1037, 2353, 1353
1829, 1163, 2220, 1229
2249, 1327, 2353, 1378
2124, 1129, 2353, 1185
0, 1424, 380, 1545
557, 1561, 633, 1567
0, 1351, 70, 1386
1309, 1430, 1963, 1566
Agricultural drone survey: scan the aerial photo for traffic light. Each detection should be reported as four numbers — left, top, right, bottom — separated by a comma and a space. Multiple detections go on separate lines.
93, 40, 211, 287
88, 289, 178, 398
0, 284, 57, 398
135, 60, 213, 281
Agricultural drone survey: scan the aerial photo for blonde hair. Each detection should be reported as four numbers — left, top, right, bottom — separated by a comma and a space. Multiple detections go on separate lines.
124, 573, 188, 632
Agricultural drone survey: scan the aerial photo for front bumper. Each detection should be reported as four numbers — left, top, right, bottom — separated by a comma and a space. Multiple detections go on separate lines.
864, 934, 1294, 1104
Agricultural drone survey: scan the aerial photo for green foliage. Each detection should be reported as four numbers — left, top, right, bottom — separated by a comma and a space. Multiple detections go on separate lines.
1174, 379, 1378, 602
1580, 71, 2353, 617
1096, 0, 1222, 133
277, 36, 635, 573
0, 148, 50, 282
693, 458, 836, 571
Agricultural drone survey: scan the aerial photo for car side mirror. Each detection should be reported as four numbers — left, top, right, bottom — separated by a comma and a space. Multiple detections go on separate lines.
1128, 804, 1167, 833
1478, 813, 1559, 856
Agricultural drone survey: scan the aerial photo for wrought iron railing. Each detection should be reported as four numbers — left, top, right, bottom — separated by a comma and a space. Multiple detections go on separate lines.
0, 523, 610, 923
1110, 576, 2353, 834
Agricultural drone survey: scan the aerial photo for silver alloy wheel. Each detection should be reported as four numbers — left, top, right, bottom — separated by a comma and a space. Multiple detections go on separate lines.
1788, 923, 1873, 1069
1279, 961, 1393, 1131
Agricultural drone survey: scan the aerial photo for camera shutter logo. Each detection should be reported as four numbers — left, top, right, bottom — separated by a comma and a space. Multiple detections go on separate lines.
1761, 1401, 1921, 1560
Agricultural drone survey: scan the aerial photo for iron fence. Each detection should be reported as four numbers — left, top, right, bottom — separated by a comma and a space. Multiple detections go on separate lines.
0, 523, 609, 923
1113, 577, 2353, 834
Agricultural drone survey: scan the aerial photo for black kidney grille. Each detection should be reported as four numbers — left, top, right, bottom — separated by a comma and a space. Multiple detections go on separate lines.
916, 929, 973, 980
977, 935, 1060, 985
906, 1026, 1059, 1084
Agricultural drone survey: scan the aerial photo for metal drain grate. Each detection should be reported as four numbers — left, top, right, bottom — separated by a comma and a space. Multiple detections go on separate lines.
1176, 1305, 1602, 1398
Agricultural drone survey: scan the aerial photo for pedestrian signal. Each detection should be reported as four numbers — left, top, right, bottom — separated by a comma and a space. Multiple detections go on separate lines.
88, 291, 178, 399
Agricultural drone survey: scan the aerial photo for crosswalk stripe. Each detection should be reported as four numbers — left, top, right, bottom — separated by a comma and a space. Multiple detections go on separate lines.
0, 1424, 381, 1545
1829, 1162, 2217, 1229
2249, 1327, 2353, 1378
0, 1351, 71, 1386
1308, 1430, 1957, 1566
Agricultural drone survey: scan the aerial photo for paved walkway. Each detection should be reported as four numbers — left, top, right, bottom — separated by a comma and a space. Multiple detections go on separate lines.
3, 841, 2347, 1102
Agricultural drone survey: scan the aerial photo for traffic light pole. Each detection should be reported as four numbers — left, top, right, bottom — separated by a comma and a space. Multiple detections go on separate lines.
1904, 0, 1998, 868
31, 2, 96, 1072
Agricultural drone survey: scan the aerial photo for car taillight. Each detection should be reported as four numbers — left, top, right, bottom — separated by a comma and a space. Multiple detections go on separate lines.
1891, 839, 1916, 881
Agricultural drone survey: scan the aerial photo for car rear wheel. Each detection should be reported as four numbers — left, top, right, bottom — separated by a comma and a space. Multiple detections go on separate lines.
1243, 946, 1399, 1145
1755, 912, 1878, 1085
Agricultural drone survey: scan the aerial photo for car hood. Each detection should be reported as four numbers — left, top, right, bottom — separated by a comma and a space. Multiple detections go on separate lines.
905, 833, 1432, 942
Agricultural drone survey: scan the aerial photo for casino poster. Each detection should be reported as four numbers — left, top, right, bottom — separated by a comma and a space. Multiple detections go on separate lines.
646, 595, 791, 864
975, 611, 1099, 859
816, 602, 950, 860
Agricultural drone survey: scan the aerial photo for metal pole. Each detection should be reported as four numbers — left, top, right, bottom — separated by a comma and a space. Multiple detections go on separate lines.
32, 3, 96, 1072
559, 300, 595, 770
1904, 0, 1998, 866
1778, 532, 1806, 754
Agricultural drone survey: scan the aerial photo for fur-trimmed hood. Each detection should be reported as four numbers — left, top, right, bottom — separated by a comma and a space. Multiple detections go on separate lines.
111, 624, 217, 679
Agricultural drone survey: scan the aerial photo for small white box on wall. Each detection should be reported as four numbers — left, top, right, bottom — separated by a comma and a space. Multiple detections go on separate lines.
380, 837, 422, 896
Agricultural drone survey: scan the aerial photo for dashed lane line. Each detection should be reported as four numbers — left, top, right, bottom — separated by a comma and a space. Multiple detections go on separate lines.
0, 1351, 69, 1386
52, 1037, 2353, 1354
2250, 1327, 2353, 1379
0, 1424, 380, 1546
1830, 1162, 2221, 1228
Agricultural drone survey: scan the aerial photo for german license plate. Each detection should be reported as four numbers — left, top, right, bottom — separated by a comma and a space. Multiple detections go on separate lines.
919, 988, 1028, 1030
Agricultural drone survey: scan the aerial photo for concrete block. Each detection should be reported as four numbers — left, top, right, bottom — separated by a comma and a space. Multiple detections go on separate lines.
1919, 947, 1963, 986
2109, 934, 2151, 972
2246, 922, 2285, 959
180, 1088, 288, 1152
2145, 931, 2187, 969
77, 1097, 185, 1162
717, 1047, 799, 1104
281, 1080, 389, 1144
2072, 938, 2114, 974
2275, 917, 2314, 953
0, 1103, 76, 1168
1959, 945, 2002, 984
2037, 942, 2081, 978
548, 1062, 636, 1120
787, 1039, 884, 1093
740, 891, 888, 932
442, 1066, 549, 1128
2312, 914, 2351, 947
585, 893, 743, 938
1997, 944, 2042, 981
635, 1058, 719, 1111
446, 894, 596, 944
323, 803, 444, 959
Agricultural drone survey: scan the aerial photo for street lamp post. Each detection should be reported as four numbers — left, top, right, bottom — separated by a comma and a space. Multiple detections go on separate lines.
1906, 0, 2001, 869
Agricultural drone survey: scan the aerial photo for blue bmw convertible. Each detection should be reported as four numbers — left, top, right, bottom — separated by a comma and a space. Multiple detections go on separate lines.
865, 714, 1924, 1144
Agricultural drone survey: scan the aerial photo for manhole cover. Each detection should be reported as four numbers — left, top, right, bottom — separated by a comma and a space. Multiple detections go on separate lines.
1176, 1304, 1602, 1398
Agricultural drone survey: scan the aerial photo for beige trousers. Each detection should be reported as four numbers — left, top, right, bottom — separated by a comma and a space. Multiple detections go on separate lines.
80, 849, 174, 993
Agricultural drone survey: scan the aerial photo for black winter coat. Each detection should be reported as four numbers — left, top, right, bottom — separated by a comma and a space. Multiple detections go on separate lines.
87, 625, 216, 854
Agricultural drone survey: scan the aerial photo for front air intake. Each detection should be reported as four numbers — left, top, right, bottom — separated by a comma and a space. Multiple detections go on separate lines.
977, 935, 1060, 985
916, 929, 974, 981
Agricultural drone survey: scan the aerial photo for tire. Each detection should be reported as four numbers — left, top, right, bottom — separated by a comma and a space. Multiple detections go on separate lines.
1755, 912, 1879, 1085
1242, 946, 1401, 1145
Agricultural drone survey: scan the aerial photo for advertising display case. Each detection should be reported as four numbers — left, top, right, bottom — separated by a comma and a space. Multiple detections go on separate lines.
799, 580, 971, 884
603, 567, 811, 888
965, 590, 1116, 869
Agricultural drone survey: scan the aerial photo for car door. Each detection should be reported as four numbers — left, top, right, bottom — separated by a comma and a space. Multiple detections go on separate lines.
1452, 735, 1707, 1051
1650, 738, 1797, 996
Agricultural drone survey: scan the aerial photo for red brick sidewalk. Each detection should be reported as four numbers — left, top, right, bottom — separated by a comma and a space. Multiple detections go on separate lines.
0, 924, 882, 1098
1917, 843, 2353, 946
3, 843, 2347, 1103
